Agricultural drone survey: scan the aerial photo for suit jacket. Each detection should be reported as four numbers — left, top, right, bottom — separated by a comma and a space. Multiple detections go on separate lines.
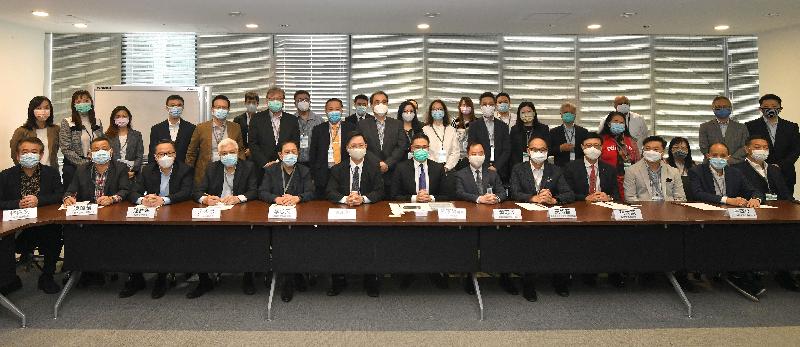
309, 121, 356, 193
0, 164, 64, 210
148, 118, 196, 165
745, 117, 800, 188
688, 163, 764, 204
192, 160, 258, 202
64, 161, 131, 202
733, 160, 793, 201
233, 112, 255, 147
326, 158, 384, 203
564, 158, 620, 201
129, 161, 194, 204
390, 159, 449, 201
698, 119, 749, 164
110, 129, 145, 173
623, 160, 686, 202
259, 163, 315, 203
510, 123, 551, 167
248, 111, 301, 168
59, 117, 104, 166
550, 124, 589, 167
467, 118, 512, 182
345, 113, 374, 127
509, 161, 575, 203
358, 116, 408, 170
10, 125, 60, 168
453, 165, 507, 203
185, 120, 246, 184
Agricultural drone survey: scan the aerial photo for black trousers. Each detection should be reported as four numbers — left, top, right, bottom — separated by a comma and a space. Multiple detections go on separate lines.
0, 236, 16, 285
15, 225, 63, 275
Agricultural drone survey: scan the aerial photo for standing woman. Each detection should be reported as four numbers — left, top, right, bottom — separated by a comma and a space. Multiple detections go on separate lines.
422, 99, 460, 172
396, 100, 423, 159
666, 136, 695, 177
451, 97, 476, 171
59, 90, 104, 187
599, 111, 640, 198
510, 101, 551, 166
106, 106, 144, 179
10, 96, 60, 168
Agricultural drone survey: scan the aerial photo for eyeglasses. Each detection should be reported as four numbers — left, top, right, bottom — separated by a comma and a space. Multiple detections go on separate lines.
155, 152, 176, 158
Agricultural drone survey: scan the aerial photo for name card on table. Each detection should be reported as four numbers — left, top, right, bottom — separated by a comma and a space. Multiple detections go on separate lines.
268, 205, 297, 220
726, 208, 757, 219
612, 208, 643, 221
126, 206, 156, 219
192, 207, 221, 219
66, 204, 98, 216
437, 208, 466, 220
328, 208, 356, 220
493, 209, 522, 220
2, 208, 37, 221
548, 207, 577, 219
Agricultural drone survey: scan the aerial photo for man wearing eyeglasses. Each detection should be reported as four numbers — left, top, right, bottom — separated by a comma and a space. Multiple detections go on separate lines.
699, 96, 750, 164
745, 94, 800, 195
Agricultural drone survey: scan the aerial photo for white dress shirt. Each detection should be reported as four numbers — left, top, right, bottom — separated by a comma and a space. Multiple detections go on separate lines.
339, 159, 371, 204
584, 157, 602, 193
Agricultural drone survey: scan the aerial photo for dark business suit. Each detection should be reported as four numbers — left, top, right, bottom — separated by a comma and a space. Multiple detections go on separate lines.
248, 111, 301, 169
390, 159, 449, 201
453, 165, 507, 202
510, 161, 575, 204
745, 117, 800, 192
549, 124, 589, 168
326, 158, 384, 203
64, 161, 131, 202
358, 116, 408, 171
345, 113, 374, 127
110, 129, 145, 173
688, 163, 764, 204
733, 161, 793, 201
563, 159, 620, 201
468, 118, 511, 183
149, 118, 195, 165
510, 123, 551, 167
309, 121, 356, 195
233, 112, 254, 147
129, 161, 194, 204
259, 163, 315, 203
192, 160, 258, 202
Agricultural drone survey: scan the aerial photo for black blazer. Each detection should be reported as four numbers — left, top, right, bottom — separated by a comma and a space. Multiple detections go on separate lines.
64, 161, 131, 202
129, 161, 194, 204
510, 123, 551, 166
232, 112, 253, 147
0, 164, 64, 210
192, 160, 258, 202
358, 117, 409, 170
509, 161, 575, 203
453, 165, 507, 203
259, 163, 315, 203
549, 124, 589, 167
248, 111, 301, 168
733, 161, 793, 201
745, 117, 800, 187
467, 118, 511, 182
688, 163, 764, 204
308, 121, 357, 193
149, 118, 196, 165
390, 159, 449, 201
345, 113, 374, 127
563, 159, 620, 201
326, 158, 384, 203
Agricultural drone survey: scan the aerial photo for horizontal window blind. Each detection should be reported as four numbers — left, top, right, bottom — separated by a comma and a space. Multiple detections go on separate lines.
121, 33, 196, 86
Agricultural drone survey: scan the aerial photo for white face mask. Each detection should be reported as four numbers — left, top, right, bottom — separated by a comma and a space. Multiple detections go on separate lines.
583, 146, 602, 161
402, 112, 416, 122
296, 100, 310, 112
157, 155, 175, 169
480, 105, 495, 118
348, 147, 367, 160
373, 104, 389, 116
643, 150, 663, 163
751, 149, 769, 162
468, 155, 485, 168
529, 150, 548, 164
616, 104, 631, 114
34, 109, 50, 122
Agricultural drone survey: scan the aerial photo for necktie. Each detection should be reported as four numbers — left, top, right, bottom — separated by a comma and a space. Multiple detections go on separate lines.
331, 124, 341, 164
589, 164, 597, 194
351, 166, 360, 192
419, 164, 427, 191
476, 170, 484, 195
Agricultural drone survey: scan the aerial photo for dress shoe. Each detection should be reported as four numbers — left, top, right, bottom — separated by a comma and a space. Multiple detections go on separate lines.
775, 272, 800, 292
294, 274, 308, 292
399, 274, 416, 290
186, 276, 213, 299
364, 275, 380, 297
242, 272, 256, 295
119, 274, 146, 298
498, 273, 518, 295
522, 280, 537, 302
151, 274, 168, 299
38, 273, 61, 294
609, 273, 625, 288
0, 276, 22, 296
462, 275, 476, 295
326, 275, 347, 296
430, 273, 449, 290
281, 276, 295, 302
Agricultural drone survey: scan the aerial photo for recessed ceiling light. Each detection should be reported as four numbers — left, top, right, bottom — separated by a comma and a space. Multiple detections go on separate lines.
73, 23, 88, 29
417, 23, 430, 30
425, 12, 440, 18
620, 12, 637, 18
280, 24, 290, 28
765, 12, 781, 17
245, 23, 259, 29
587, 24, 602, 30
714, 24, 730, 31
32, 10, 49, 17
228, 11, 242, 17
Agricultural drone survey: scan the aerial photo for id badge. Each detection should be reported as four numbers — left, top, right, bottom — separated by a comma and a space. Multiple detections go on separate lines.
300, 135, 309, 149
407, 152, 414, 160
766, 193, 778, 201
438, 149, 447, 162
490, 145, 495, 162
327, 147, 335, 166
569, 151, 575, 161
522, 151, 529, 163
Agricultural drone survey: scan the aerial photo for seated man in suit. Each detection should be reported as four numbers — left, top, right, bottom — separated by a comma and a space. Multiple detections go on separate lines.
624, 135, 686, 202
325, 131, 384, 297
190, 138, 258, 299
510, 136, 576, 302
309, 98, 356, 197
121, 139, 194, 299
564, 132, 619, 202
689, 142, 765, 300
454, 142, 507, 204
391, 133, 449, 202
0, 137, 64, 294
259, 140, 315, 302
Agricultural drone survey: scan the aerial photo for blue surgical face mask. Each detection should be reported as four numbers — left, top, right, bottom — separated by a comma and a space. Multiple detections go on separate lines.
561, 112, 576, 123
413, 148, 429, 162
497, 103, 510, 113
91, 150, 111, 165
220, 153, 238, 167
282, 153, 298, 167
213, 108, 229, 119
431, 109, 445, 120
327, 111, 342, 123
75, 102, 92, 114
609, 123, 626, 135
19, 153, 40, 168
168, 106, 183, 118
268, 100, 283, 113
714, 108, 732, 118
709, 157, 728, 170
355, 105, 368, 116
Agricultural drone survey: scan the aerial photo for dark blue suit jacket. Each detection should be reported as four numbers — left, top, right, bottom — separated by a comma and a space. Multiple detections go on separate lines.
688, 163, 764, 204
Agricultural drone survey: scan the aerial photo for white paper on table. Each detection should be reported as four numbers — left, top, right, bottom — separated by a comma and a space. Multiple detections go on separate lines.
389, 203, 405, 216
592, 201, 636, 210
207, 203, 234, 211
680, 202, 726, 211
428, 202, 455, 209
757, 205, 778, 209
515, 203, 550, 211
58, 201, 104, 210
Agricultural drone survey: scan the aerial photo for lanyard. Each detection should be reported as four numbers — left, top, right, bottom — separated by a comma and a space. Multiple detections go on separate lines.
431, 125, 446, 150
281, 168, 295, 194
712, 171, 726, 196
329, 125, 340, 147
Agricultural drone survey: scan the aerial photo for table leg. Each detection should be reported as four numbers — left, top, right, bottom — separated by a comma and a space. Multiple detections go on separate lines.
0, 293, 26, 328
666, 272, 692, 318
54, 271, 79, 319
266, 272, 277, 321
472, 273, 484, 321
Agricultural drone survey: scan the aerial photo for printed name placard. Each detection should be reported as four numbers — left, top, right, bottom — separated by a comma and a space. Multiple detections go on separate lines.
268, 205, 297, 219
548, 207, 577, 219
612, 208, 643, 221
126, 206, 156, 219
328, 208, 357, 220
192, 207, 221, 219
2, 208, 37, 221
492, 209, 522, 220
726, 208, 757, 219
66, 204, 98, 216
437, 208, 466, 220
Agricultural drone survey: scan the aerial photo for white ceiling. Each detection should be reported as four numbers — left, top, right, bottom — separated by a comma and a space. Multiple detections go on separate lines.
1, 0, 798, 35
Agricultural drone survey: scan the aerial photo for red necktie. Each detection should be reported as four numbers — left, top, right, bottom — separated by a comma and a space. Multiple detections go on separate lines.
589, 164, 597, 194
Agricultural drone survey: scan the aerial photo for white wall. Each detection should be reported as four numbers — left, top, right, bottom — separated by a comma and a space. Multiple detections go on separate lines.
0, 20, 45, 169
758, 24, 800, 198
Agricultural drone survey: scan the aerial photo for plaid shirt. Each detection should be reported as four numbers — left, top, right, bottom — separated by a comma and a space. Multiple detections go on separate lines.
94, 169, 109, 202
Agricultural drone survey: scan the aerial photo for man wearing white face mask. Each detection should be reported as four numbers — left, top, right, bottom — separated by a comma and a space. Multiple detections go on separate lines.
358, 91, 408, 193
454, 142, 506, 204
495, 92, 516, 131
468, 92, 512, 184
185, 95, 245, 184
564, 133, 619, 202
733, 135, 792, 201
122, 139, 194, 299
63, 137, 130, 207
149, 95, 196, 165
623, 136, 686, 202
597, 96, 649, 151
293, 90, 324, 167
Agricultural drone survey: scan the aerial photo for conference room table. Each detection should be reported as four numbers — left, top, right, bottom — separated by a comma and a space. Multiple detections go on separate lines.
2, 199, 800, 327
